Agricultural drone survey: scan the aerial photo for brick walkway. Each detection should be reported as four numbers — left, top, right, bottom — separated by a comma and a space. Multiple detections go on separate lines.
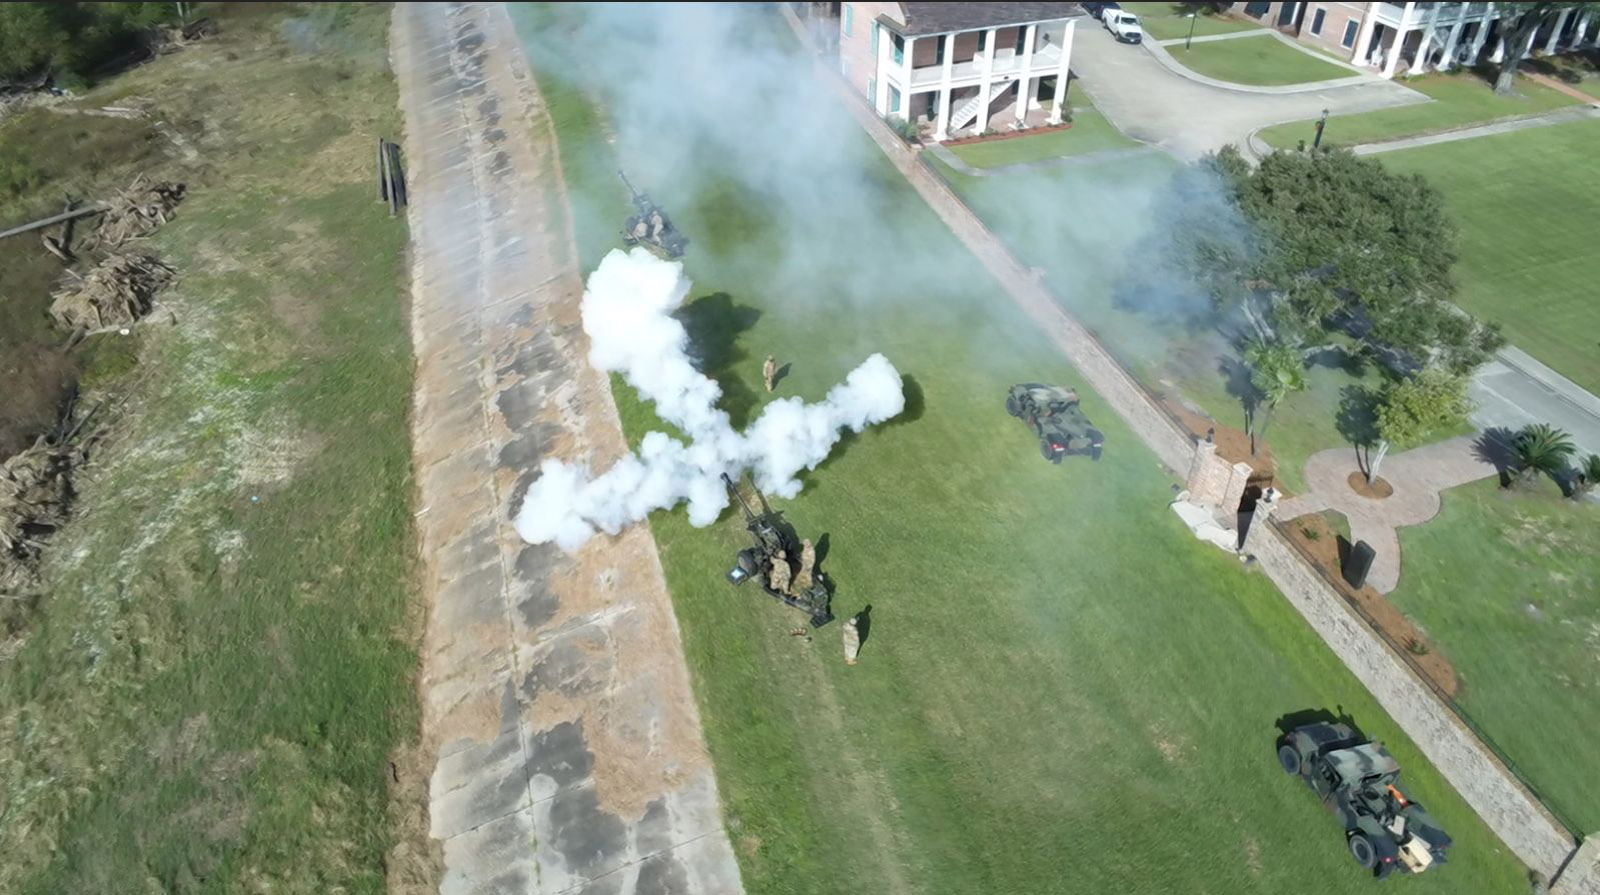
1275, 436, 1497, 592
1523, 68, 1600, 106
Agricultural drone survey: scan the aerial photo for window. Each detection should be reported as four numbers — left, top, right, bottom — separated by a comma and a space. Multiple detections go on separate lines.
1244, 1, 1270, 17
889, 85, 902, 114
1015, 28, 1027, 54
870, 20, 877, 54
1311, 8, 1326, 35
844, 4, 853, 37
935, 34, 945, 65
1341, 19, 1358, 48
892, 33, 905, 65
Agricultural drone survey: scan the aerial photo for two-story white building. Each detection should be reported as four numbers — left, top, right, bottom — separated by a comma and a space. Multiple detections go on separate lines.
1241, 2, 1599, 78
836, 2, 1081, 141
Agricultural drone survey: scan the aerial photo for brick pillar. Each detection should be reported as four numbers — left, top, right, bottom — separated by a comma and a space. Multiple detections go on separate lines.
1551, 836, 1600, 895
1186, 438, 1218, 496
1221, 461, 1253, 524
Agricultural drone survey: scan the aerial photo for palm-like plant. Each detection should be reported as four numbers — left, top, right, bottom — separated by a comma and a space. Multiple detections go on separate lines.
1511, 423, 1575, 489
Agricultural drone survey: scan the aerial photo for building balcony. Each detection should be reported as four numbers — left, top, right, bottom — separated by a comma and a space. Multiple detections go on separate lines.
904, 41, 1063, 89
1373, 2, 1497, 30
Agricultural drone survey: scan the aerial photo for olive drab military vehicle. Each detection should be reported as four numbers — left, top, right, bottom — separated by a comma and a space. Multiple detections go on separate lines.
721, 473, 834, 627
619, 169, 687, 258
1278, 722, 1452, 878
1005, 383, 1105, 463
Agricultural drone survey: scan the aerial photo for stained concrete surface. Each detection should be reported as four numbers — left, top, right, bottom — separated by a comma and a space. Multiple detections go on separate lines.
392, 4, 743, 893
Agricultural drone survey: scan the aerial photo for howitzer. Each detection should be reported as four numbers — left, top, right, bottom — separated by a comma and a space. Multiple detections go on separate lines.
721, 473, 834, 627
618, 169, 688, 258
618, 169, 646, 208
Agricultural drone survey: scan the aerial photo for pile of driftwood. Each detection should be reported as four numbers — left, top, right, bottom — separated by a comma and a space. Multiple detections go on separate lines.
89, 177, 186, 250
0, 413, 90, 599
50, 252, 175, 331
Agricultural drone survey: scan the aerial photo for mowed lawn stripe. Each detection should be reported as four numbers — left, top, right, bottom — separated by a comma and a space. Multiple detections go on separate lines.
1382, 116, 1600, 394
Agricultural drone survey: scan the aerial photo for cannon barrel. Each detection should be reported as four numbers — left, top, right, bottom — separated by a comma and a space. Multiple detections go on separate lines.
721, 473, 757, 522
618, 169, 642, 201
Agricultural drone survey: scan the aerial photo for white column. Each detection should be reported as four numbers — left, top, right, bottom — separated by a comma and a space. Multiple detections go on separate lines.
1439, 15, 1467, 71
874, 24, 892, 114
1014, 24, 1037, 124
1383, 27, 1407, 78
1048, 20, 1074, 125
1490, 35, 1506, 64
1469, 3, 1494, 62
1546, 7, 1572, 53
1571, 12, 1592, 48
900, 36, 915, 118
934, 33, 955, 140
1351, 9, 1381, 65
975, 27, 997, 134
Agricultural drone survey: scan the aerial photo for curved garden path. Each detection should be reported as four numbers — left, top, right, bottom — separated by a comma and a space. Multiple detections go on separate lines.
1275, 435, 1497, 593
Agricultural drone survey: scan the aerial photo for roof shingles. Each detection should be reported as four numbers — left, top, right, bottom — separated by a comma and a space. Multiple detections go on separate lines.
894, 2, 1083, 37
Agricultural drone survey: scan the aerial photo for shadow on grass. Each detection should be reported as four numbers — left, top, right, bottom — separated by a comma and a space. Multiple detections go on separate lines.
1520, 50, 1600, 84
1274, 706, 1368, 743
674, 291, 762, 428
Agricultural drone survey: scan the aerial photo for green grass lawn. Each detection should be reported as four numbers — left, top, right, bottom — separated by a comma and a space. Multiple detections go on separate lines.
1259, 71, 1580, 149
947, 100, 1139, 169
1139, 11, 1263, 42
1168, 33, 1352, 86
0, 5, 423, 892
1381, 116, 1600, 394
521, 7, 1530, 893
923, 152, 1436, 493
1391, 479, 1600, 834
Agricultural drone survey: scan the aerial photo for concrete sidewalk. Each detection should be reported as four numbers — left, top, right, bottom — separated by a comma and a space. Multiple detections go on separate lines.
1473, 347, 1600, 459
394, 5, 743, 894
926, 141, 1161, 176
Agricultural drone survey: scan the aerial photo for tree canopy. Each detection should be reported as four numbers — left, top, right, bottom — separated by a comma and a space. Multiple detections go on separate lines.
1492, 3, 1600, 93
1165, 145, 1503, 375
0, 3, 177, 85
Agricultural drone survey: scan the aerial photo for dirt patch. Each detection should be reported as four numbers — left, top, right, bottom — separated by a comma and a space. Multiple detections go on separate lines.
1283, 513, 1459, 697
1160, 395, 1278, 486
0, 344, 75, 458
1243, 836, 1263, 876
940, 121, 1073, 147
1347, 471, 1394, 499
384, 737, 443, 895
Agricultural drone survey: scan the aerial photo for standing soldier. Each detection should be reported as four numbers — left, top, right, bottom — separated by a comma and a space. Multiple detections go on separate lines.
762, 355, 778, 393
768, 548, 791, 594
791, 538, 816, 594
842, 614, 861, 665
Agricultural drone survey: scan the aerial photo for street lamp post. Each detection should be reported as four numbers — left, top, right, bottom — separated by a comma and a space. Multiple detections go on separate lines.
1312, 108, 1330, 150
1186, 12, 1198, 50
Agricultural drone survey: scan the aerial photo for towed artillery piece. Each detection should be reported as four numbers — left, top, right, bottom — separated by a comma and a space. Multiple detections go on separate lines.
1278, 722, 1452, 878
721, 473, 833, 627
1005, 383, 1104, 463
619, 169, 687, 259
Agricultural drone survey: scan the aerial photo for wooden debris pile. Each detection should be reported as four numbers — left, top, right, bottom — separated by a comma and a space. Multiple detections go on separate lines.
88, 177, 186, 250
0, 438, 80, 598
50, 252, 175, 331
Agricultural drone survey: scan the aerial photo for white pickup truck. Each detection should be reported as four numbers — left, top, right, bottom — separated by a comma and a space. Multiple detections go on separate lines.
1102, 9, 1143, 44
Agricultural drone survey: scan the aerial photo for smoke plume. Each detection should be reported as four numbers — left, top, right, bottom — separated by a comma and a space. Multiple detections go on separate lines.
514, 248, 904, 551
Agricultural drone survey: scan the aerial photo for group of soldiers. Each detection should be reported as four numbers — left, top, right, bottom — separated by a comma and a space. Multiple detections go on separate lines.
630, 209, 667, 242
758, 354, 864, 665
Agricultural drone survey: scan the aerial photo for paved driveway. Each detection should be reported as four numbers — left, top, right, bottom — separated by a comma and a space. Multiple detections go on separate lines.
1069, 18, 1426, 159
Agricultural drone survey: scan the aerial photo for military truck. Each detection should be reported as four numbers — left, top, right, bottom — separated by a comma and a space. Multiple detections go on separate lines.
721, 473, 833, 627
1005, 383, 1104, 463
619, 169, 687, 258
1278, 722, 1452, 878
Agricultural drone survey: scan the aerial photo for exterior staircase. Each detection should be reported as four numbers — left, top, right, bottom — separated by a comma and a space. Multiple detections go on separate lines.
948, 75, 1016, 131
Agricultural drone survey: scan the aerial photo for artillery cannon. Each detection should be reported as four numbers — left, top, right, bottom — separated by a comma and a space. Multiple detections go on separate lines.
722, 473, 833, 627
619, 169, 687, 259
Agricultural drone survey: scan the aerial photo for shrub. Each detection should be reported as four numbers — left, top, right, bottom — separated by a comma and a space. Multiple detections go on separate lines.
885, 114, 921, 144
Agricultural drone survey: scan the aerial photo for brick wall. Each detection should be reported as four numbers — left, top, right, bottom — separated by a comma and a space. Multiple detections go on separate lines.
1298, 2, 1369, 59
838, 1, 903, 99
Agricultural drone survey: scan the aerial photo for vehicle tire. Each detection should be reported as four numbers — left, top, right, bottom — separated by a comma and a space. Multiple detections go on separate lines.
1041, 440, 1056, 461
1277, 744, 1301, 776
1005, 395, 1019, 417
1349, 833, 1377, 869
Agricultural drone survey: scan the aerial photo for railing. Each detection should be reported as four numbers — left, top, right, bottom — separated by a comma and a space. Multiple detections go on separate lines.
1269, 516, 1584, 838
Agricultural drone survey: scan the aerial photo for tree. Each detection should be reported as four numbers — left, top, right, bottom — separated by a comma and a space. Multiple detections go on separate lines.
1492, 3, 1599, 94
1243, 338, 1306, 455
1365, 368, 1473, 483
1510, 423, 1576, 489
1165, 146, 1503, 375
0, 3, 178, 85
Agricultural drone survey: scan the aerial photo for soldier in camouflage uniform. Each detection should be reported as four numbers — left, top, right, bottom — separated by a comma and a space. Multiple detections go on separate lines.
842, 615, 861, 665
791, 538, 816, 594
762, 355, 778, 393
768, 548, 790, 594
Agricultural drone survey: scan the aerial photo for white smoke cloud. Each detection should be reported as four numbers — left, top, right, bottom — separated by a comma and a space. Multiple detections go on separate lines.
514, 247, 905, 552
